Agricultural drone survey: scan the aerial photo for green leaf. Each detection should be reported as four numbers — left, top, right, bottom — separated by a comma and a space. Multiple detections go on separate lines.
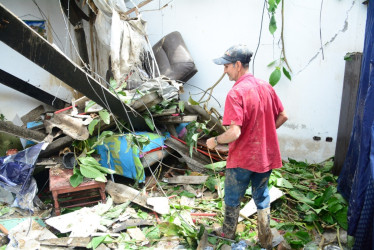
267, 59, 278, 67
99, 110, 110, 124
109, 78, 117, 89
304, 212, 318, 222
269, 14, 277, 34
282, 67, 292, 81
87, 235, 113, 249
334, 207, 348, 230
207, 236, 217, 245
294, 231, 311, 244
321, 213, 334, 225
205, 177, 217, 192
179, 101, 185, 113
80, 164, 104, 179
90, 164, 116, 175
159, 222, 181, 236
204, 161, 226, 171
268, 0, 277, 12
137, 211, 149, 219
180, 190, 195, 198
191, 133, 198, 142
70, 172, 83, 187
276, 177, 293, 188
289, 190, 314, 205
88, 119, 100, 135
269, 68, 281, 86
188, 96, 199, 105
144, 116, 155, 131
85, 100, 97, 112
344, 53, 354, 61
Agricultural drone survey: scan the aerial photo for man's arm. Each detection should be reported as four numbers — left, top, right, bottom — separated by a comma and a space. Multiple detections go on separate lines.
206, 124, 241, 149
275, 111, 288, 129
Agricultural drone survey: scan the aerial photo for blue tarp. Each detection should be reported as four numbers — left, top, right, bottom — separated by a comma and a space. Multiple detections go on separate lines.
96, 132, 167, 183
337, 1, 374, 249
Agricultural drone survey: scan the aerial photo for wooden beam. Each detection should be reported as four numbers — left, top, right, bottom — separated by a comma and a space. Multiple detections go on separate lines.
125, 0, 153, 15
0, 4, 147, 130
333, 53, 362, 175
0, 69, 67, 109
0, 121, 46, 142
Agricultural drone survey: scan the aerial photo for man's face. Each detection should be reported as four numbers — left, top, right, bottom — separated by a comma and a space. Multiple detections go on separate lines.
224, 62, 237, 81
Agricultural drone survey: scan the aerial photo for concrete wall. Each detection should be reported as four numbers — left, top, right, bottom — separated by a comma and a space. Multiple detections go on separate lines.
140, 0, 367, 163
0, 0, 79, 123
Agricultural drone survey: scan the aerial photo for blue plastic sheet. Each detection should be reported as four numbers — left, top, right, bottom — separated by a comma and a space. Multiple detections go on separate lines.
96, 132, 167, 182
0, 143, 44, 212
337, 1, 374, 249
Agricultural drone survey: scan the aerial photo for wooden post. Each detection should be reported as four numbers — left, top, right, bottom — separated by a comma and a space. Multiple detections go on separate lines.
333, 53, 363, 175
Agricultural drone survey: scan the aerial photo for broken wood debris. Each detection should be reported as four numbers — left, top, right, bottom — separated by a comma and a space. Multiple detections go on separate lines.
163, 175, 208, 184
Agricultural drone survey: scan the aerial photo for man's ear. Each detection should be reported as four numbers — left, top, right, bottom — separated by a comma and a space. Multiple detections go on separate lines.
236, 61, 241, 70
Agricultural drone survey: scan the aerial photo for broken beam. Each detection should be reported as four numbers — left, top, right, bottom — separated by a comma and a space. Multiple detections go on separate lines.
0, 69, 67, 109
0, 4, 147, 129
0, 121, 45, 142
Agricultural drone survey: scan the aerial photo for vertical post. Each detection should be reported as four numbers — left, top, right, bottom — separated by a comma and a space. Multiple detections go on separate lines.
333, 53, 363, 175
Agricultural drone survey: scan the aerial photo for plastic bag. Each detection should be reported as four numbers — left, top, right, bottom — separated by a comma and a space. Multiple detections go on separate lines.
0, 143, 44, 212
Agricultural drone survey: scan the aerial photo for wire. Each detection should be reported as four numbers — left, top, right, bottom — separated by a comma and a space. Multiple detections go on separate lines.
252, 0, 267, 75
31, 0, 65, 50
319, 0, 325, 60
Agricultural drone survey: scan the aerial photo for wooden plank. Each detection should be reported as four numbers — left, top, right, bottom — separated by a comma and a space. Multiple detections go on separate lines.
0, 4, 147, 130
39, 237, 91, 247
333, 53, 362, 175
155, 115, 197, 124
164, 176, 208, 184
0, 69, 67, 109
0, 121, 46, 142
125, 0, 153, 15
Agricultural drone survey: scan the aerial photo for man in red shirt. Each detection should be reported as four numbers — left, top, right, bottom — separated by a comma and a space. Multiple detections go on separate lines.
206, 45, 288, 248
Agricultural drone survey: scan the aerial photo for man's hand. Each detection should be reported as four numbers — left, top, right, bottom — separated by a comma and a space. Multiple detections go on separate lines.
206, 137, 217, 150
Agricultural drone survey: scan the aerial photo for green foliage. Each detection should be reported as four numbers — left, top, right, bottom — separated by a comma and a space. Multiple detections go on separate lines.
88, 119, 100, 135
0, 114, 5, 121
205, 176, 217, 192
188, 96, 200, 105
269, 67, 281, 86
283, 231, 311, 249
268, 0, 280, 34
179, 190, 196, 198
185, 121, 210, 157
204, 161, 226, 171
99, 110, 110, 124
271, 159, 349, 248
144, 115, 155, 131
125, 134, 151, 153
87, 235, 114, 249
69, 156, 115, 187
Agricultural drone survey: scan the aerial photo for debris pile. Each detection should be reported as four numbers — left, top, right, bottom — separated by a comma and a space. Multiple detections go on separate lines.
0, 1, 349, 249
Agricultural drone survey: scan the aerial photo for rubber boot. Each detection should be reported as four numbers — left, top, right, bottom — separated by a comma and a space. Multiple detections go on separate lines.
221, 205, 241, 239
257, 207, 273, 249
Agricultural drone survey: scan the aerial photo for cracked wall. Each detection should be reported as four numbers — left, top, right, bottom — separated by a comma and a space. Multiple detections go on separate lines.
141, 0, 367, 163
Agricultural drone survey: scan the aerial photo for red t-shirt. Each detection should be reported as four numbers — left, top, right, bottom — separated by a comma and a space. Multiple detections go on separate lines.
222, 74, 284, 172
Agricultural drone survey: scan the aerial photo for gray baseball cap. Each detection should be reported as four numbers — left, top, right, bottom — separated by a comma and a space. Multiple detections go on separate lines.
213, 44, 253, 65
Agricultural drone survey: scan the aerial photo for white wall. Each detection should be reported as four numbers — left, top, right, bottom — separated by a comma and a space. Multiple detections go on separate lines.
0, 0, 367, 163
0, 0, 79, 122
140, 0, 367, 163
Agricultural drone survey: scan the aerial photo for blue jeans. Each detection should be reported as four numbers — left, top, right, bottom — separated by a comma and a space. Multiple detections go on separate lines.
224, 168, 272, 209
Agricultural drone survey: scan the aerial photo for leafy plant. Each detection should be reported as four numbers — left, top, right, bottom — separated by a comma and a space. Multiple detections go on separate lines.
271, 159, 348, 247
185, 121, 210, 157
70, 156, 115, 187
267, 58, 292, 86
0, 114, 5, 121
